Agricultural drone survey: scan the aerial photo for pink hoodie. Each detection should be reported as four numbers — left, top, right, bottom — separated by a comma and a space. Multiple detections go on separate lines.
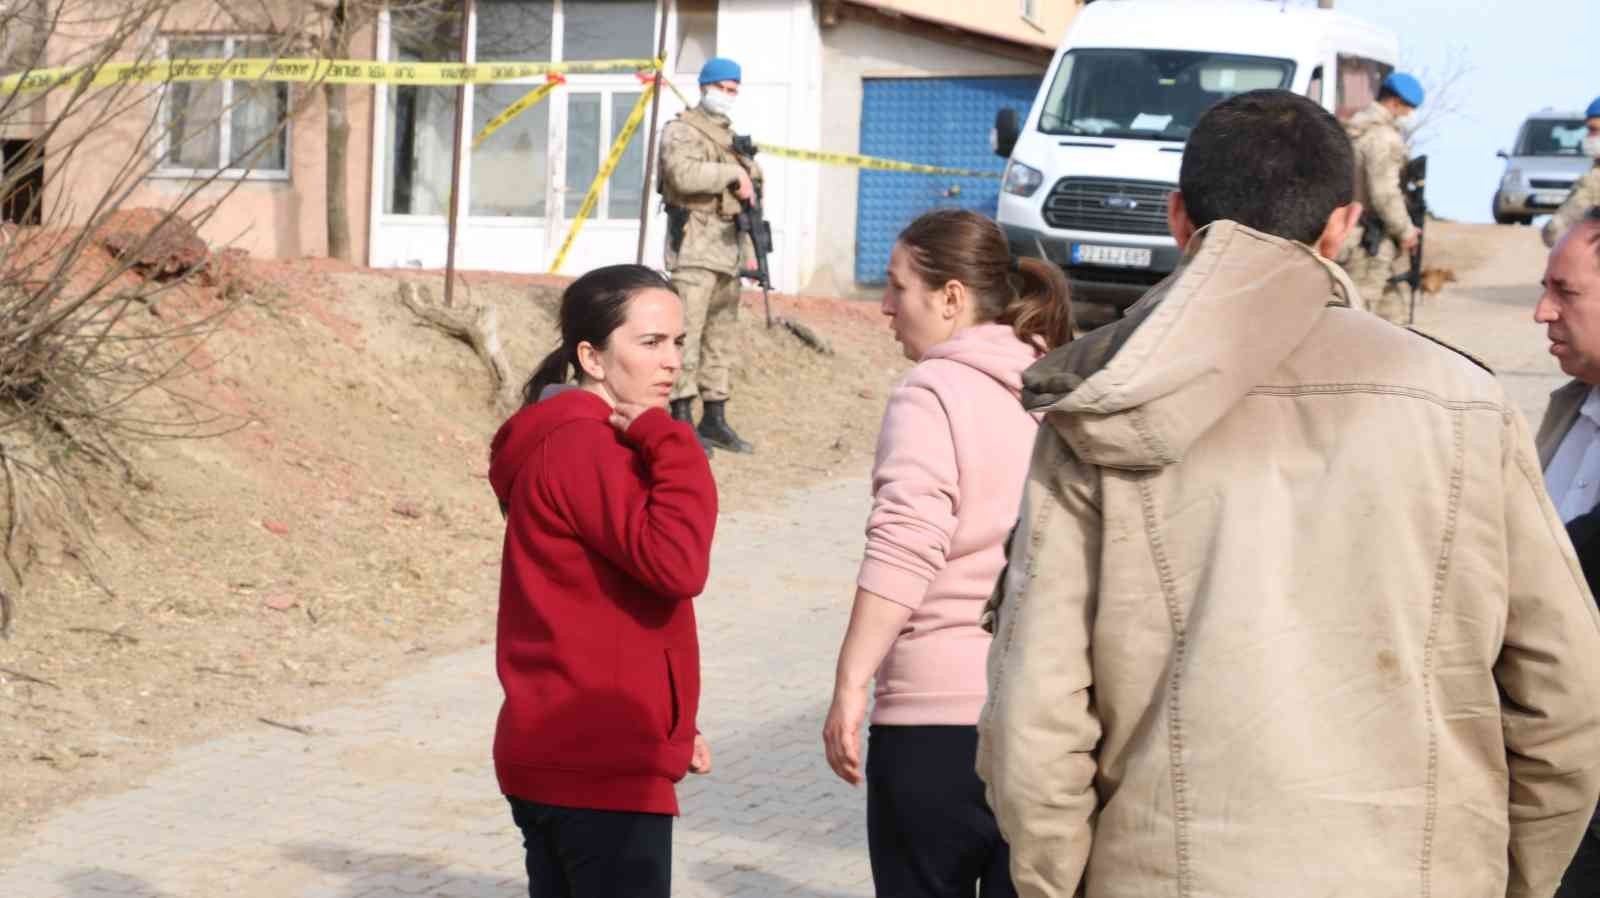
858, 322, 1043, 725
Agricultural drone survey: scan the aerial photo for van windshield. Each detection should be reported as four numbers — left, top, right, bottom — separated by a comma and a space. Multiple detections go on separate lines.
1037, 49, 1296, 141
1515, 119, 1587, 157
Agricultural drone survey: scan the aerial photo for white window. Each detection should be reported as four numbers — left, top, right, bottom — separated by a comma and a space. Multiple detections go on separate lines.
1021, 0, 1041, 26
384, 0, 656, 220
159, 36, 289, 179
564, 89, 647, 221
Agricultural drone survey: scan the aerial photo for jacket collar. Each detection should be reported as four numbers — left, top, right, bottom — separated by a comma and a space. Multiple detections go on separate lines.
1021, 221, 1341, 471
1537, 379, 1592, 470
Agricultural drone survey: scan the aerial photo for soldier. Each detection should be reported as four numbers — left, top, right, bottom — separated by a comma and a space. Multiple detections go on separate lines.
1542, 97, 1600, 248
1339, 72, 1423, 325
658, 56, 762, 455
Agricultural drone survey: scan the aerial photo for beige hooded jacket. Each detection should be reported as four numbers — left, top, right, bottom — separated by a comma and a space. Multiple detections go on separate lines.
977, 221, 1600, 898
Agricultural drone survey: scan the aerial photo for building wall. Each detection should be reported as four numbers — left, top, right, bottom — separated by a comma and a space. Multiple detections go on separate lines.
808, 17, 1047, 294
848, 0, 1081, 50
33, 0, 376, 261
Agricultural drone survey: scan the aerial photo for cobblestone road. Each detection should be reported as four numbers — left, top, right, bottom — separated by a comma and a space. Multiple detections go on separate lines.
0, 479, 876, 898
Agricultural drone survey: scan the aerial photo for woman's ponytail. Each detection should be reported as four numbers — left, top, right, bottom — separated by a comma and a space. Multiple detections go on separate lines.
897, 209, 1074, 354
521, 343, 574, 407
999, 256, 1074, 352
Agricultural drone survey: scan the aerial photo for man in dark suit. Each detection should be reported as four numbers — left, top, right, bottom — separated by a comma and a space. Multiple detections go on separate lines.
1536, 205, 1600, 898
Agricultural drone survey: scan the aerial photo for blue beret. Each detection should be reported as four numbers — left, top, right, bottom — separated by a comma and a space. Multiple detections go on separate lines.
1381, 72, 1424, 108
1587, 96, 1600, 119
699, 57, 741, 86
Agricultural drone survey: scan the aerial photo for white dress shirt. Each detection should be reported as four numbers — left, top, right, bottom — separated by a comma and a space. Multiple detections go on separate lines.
1544, 386, 1600, 523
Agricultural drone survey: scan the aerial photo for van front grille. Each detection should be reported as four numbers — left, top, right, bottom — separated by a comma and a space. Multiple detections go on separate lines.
1530, 178, 1575, 190
1042, 177, 1175, 236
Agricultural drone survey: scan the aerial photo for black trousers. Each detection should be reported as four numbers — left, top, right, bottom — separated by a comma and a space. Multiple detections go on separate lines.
507, 796, 673, 898
866, 724, 1018, 898
1558, 825, 1600, 898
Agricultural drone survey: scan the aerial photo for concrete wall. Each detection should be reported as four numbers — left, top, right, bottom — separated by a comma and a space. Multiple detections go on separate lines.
807, 17, 1046, 294
36, 0, 377, 261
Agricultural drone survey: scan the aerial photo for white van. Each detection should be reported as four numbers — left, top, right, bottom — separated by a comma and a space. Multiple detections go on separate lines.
993, 0, 1399, 311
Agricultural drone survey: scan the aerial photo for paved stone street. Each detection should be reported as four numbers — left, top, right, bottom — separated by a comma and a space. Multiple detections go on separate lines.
0, 479, 876, 898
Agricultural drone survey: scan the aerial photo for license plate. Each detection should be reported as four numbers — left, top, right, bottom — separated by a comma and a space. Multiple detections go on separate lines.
1535, 192, 1569, 208
1071, 243, 1153, 268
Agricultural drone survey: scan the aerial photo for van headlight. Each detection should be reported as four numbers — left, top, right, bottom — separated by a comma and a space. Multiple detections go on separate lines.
1002, 160, 1044, 197
1500, 171, 1523, 191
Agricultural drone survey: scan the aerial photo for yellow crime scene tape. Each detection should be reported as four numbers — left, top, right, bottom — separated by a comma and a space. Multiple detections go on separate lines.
652, 75, 997, 180
549, 85, 657, 274
0, 57, 656, 94
472, 75, 565, 150
753, 144, 999, 179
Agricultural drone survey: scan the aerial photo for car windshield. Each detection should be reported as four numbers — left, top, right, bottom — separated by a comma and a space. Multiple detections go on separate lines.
1515, 119, 1587, 156
1037, 48, 1295, 142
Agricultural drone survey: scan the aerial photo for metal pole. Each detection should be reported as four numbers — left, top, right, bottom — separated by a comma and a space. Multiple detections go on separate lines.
443, 0, 475, 308
635, 0, 672, 263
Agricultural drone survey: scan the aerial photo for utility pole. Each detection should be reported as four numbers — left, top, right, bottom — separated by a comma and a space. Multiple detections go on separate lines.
1318, 0, 1334, 8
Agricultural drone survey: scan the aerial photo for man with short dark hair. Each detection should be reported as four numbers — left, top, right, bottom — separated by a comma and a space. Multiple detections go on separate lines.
978, 90, 1600, 898
1339, 72, 1425, 323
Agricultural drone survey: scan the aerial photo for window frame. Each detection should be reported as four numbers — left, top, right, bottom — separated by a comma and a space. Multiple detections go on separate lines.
377, 0, 658, 224
1020, 0, 1042, 28
153, 34, 292, 182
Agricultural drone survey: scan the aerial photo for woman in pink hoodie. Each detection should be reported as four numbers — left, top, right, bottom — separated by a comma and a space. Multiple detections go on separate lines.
822, 209, 1073, 897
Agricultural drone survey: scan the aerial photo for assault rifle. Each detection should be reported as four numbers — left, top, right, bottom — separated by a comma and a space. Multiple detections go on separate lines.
1389, 154, 1428, 325
731, 134, 775, 328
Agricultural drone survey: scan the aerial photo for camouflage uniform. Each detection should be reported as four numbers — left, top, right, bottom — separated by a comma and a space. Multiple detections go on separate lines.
658, 103, 761, 403
1338, 102, 1418, 325
1543, 164, 1600, 248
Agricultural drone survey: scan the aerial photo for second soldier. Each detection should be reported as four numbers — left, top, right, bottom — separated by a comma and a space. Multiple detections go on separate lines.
1339, 72, 1424, 325
659, 56, 762, 455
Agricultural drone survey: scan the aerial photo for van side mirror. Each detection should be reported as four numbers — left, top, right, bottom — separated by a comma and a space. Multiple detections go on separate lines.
993, 107, 1020, 159
1496, 149, 1508, 159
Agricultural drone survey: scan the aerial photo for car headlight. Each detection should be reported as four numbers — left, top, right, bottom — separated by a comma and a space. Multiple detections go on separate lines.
1002, 160, 1044, 198
1501, 171, 1523, 191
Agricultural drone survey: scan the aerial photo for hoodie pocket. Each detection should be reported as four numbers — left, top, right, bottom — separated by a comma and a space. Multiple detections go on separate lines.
664, 649, 683, 739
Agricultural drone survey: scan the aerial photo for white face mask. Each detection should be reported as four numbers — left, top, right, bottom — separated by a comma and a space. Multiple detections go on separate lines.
1584, 135, 1600, 160
701, 88, 736, 119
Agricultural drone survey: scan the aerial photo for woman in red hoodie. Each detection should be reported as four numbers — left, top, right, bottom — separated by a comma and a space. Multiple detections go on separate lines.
489, 264, 717, 897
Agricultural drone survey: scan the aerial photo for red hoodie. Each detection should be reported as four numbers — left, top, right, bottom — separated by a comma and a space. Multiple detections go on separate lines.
488, 388, 717, 815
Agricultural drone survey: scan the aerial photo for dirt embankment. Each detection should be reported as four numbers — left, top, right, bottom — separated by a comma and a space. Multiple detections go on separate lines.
0, 257, 907, 835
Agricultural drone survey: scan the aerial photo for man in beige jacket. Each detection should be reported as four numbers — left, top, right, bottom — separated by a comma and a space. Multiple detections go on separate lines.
978, 89, 1600, 898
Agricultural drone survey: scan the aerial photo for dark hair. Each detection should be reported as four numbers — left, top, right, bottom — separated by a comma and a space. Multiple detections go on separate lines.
1179, 89, 1355, 245
896, 209, 1073, 351
1377, 87, 1401, 105
521, 264, 677, 406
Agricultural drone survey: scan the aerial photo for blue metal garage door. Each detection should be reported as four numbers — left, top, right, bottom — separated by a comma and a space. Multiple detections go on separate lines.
854, 75, 1040, 285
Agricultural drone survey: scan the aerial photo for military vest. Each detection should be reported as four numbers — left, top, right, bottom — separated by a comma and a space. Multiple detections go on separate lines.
660, 105, 745, 217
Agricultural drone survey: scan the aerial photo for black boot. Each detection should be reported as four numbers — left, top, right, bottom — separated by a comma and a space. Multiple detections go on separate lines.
697, 400, 754, 454
670, 398, 714, 457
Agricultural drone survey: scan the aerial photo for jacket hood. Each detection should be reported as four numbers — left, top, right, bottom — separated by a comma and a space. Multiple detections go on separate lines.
1345, 102, 1396, 141
920, 322, 1041, 399
489, 387, 608, 507
1020, 221, 1360, 471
